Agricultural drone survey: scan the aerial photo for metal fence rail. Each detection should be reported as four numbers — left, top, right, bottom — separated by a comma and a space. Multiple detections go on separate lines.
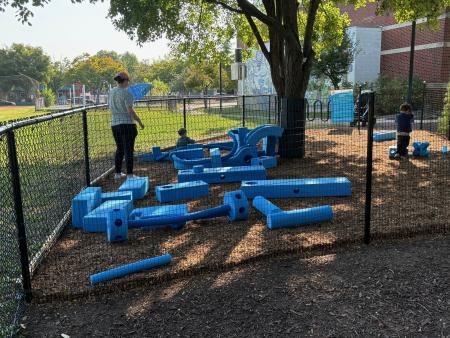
0, 93, 448, 336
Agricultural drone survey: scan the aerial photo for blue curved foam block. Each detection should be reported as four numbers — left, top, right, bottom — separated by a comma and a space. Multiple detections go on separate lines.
253, 196, 333, 229
83, 200, 133, 233
72, 187, 102, 228
245, 125, 284, 149
118, 176, 149, 200
155, 181, 209, 202
250, 156, 277, 169
90, 254, 172, 285
241, 177, 351, 198
373, 131, 396, 142
178, 165, 266, 184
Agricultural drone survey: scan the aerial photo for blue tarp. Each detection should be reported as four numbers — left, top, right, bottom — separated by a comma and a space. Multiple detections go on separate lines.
330, 91, 354, 123
128, 83, 153, 100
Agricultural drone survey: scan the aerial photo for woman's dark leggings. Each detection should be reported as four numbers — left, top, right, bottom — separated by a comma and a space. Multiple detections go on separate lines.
112, 124, 138, 174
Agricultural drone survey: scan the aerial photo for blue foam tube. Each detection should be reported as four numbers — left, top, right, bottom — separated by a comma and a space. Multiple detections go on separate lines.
268, 206, 333, 229
129, 205, 231, 228
253, 196, 282, 215
90, 254, 172, 285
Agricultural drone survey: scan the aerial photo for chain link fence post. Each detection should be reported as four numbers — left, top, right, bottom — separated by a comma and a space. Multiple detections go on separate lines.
183, 98, 187, 129
364, 91, 375, 244
6, 130, 32, 302
242, 95, 246, 127
82, 110, 91, 187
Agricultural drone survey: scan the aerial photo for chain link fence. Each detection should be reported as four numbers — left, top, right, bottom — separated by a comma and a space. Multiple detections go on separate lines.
0, 92, 449, 336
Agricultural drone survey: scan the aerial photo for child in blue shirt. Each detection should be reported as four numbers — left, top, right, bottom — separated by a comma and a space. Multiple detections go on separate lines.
395, 103, 414, 159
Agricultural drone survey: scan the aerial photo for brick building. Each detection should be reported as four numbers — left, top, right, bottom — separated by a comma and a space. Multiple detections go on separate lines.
343, 3, 450, 89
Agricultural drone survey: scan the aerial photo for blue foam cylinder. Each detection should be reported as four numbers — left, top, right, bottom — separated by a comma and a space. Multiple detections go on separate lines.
155, 181, 209, 202
178, 165, 266, 184
267, 205, 333, 229
90, 254, 172, 285
373, 131, 396, 142
241, 177, 351, 198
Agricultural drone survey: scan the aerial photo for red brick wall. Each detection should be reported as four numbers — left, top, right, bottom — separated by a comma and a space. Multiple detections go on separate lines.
442, 47, 450, 83
341, 3, 396, 27
381, 20, 446, 51
381, 48, 445, 82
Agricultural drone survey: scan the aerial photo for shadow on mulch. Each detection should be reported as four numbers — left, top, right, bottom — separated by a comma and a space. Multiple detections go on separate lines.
30, 128, 450, 301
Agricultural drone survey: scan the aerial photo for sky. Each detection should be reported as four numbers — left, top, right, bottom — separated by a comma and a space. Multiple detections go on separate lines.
0, 1, 170, 62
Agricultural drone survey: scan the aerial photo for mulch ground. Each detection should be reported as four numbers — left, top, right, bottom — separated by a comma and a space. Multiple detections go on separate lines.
30, 128, 450, 300
22, 235, 450, 337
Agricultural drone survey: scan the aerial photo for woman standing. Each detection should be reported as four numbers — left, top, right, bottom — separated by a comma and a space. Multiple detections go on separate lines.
109, 72, 144, 179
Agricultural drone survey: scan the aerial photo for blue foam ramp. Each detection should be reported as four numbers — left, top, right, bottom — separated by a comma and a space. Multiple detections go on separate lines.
90, 254, 172, 285
72, 187, 102, 228
373, 131, 396, 142
253, 196, 333, 229
101, 191, 133, 203
178, 165, 266, 184
241, 177, 351, 198
155, 181, 209, 202
251, 156, 277, 169
118, 176, 149, 200
83, 200, 133, 233
130, 204, 188, 230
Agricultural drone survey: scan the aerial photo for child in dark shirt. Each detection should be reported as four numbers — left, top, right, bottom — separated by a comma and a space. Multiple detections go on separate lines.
176, 128, 195, 148
395, 103, 414, 159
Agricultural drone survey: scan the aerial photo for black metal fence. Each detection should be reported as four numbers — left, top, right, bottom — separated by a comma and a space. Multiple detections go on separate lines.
0, 92, 449, 336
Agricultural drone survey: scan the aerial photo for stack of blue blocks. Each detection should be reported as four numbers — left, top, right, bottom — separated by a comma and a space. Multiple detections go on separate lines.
83, 199, 133, 233
155, 181, 209, 202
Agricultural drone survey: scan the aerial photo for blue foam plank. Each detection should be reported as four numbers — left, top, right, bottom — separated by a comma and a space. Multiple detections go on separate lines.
129, 204, 188, 230
118, 176, 149, 200
373, 131, 396, 142
241, 177, 351, 198
101, 191, 133, 203
250, 156, 277, 169
71, 187, 102, 228
178, 165, 266, 184
83, 200, 133, 233
155, 181, 209, 202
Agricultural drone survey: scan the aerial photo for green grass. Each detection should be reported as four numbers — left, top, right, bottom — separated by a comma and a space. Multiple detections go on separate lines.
0, 106, 48, 123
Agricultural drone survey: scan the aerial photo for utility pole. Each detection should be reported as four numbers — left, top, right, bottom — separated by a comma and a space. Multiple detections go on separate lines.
407, 20, 417, 103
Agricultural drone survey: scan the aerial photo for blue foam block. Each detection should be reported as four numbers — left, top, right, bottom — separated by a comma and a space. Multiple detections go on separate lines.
178, 165, 266, 184
118, 176, 149, 200
129, 204, 188, 230
253, 196, 333, 229
107, 206, 129, 242
250, 156, 277, 169
210, 148, 222, 167
241, 177, 351, 198
83, 200, 133, 233
330, 92, 354, 123
373, 131, 396, 142
412, 141, 430, 157
90, 254, 172, 285
101, 191, 134, 203
155, 181, 209, 202
171, 148, 204, 160
72, 187, 102, 228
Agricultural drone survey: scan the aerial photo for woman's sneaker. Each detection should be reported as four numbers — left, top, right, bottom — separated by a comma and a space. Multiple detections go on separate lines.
114, 173, 127, 180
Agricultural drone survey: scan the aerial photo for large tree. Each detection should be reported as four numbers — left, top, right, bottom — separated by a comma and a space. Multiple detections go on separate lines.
3, 0, 448, 157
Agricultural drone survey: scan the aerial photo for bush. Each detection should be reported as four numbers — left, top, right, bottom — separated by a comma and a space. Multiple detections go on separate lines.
372, 75, 425, 116
438, 82, 450, 137
41, 88, 56, 107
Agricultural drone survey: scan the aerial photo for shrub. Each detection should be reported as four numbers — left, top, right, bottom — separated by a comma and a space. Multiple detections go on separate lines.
438, 82, 450, 137
40, 88, 56, 107
372, 75, 424, 116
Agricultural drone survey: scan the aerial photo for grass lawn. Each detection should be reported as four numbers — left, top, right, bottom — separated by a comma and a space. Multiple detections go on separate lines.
0, 106, 48, 123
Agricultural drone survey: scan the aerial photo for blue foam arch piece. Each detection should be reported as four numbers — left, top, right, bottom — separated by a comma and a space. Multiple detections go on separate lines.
128, 83, 153, 100
245, 125, 284, 148
72, 187, 102, 228
373, 131, 397, 142
83, 200, 133, 233
118, 176, 149, 200
155, 181, 209, 202
90, 254, 172, 285
250, 156, 277, 169
253, 197, 333, 229
241, 177, 351, 198
178, 165, 266, 184
101, 191, 133, 203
